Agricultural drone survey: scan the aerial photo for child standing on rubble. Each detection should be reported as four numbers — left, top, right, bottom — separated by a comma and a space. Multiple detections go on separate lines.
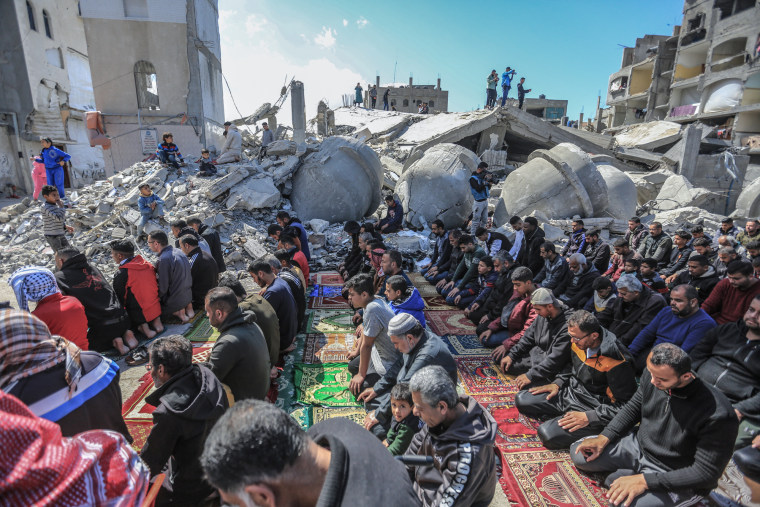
137, 183, 164, 237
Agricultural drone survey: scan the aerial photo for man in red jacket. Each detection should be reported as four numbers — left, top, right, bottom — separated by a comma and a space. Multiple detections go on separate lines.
8, 266, 88, 350
702, 261, 760, 325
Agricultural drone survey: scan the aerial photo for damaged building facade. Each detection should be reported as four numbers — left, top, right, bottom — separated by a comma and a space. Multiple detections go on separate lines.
0, 0, 106, 195
604, 0, 760, 145
368, 76, 449, 113
79, 0, 225, 176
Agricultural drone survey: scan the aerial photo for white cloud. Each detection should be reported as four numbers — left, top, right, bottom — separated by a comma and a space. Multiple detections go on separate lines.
342, 19, 348, 27
245, 14, 268, 36
314, 26, 337, 49
356, 16, 369, 28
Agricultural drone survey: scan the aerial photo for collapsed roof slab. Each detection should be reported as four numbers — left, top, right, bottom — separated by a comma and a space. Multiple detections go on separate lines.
396, 109, 499, 154
332, 108, 421, 138
612, 121, 683, 151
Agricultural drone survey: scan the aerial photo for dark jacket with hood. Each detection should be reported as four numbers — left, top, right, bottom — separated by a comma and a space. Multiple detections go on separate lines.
585, 240, 612, 274
406, 395, 497, 507
56, 253, 129, 349
389, 287, 426, 328
660, 245, 694, 278
431, 231, 453, 270
208, 308, 270, 401
671, 265, 719, 304
141, 364, 227, 505
625, 224, 648, 251
597, 286, 667, 347
442, 245, 464, 278
479, 264, 517, 322
507, 302, 572, 383
197, 224, 226, 272
239, 294, 280, 369
692, 321, 760, 423
553, 328, 637, 425
187, 247, 218, 308
559, 264, 600, 309
156, 245, 193, 314
522, 226, 546, 275
561, 228, 587, 256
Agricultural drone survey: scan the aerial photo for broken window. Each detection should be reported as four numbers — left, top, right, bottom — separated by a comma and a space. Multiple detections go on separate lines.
134, 61, 160, 110
42, 9, 52, 39
686, 13, 704, 32
610, 76, 628, 92
715, 0, 754, 19
429, 100, 434, 108
403, 99, 409, 107
391, 99, 396, 106
26, 1, 36, 31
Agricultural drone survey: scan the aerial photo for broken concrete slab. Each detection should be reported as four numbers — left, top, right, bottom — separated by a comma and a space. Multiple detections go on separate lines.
654, 174, 712, 211
308, 219, 330, 233
333, 108, 418, 139
396, 143, 478, 229
380, 155, 404, 177
613, 121, 682, 151
613, 146, 664, 167
734, 178, 760, 219
271, 156, 301, 185
243, 238, 268, 259
291, 136, 384, 222
266, 140, 297, 156
654, 206, 724, 232
204, 166, 250, 200
626, 169, 673, 205
226, 176, 280, 211
397, 109, 499, 154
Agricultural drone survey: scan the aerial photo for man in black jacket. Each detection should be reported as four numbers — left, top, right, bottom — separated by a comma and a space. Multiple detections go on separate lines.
476, 226, 512, 257
584, 229, 611, 274
558, 253, 600, 309
692, 295, 760, 448
597, 275, 666, 347
54, 247, 137, 353
572, 343, 738, 507
179, 235, 218, 310
432, 230, 463, 286
170, 219, 211, 256
423, 220, 452, 282
661, 230, 693, 279
406, 365, 497, 507
204, 287, 270, 401
667, 254, 719, 304
201, 400, 418, 506
516, 310, 637, 449
188, 217, 226, 273
142, 335, 227, 506
522, 216, 546, 276
501, 288, 572, 389
471, 251, 517, 330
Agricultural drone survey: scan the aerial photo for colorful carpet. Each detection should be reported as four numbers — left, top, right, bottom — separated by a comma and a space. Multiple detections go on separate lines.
293, 363, 360, 407
309, 271, 344, 286
306, 309, 356, 333
423, 295, 455, 311
456, 355, 514, 395
407, 272, 440, 297
425, 309, 477, 335
302, 333, 356, 363
307, 294, 351, 310
185, 316, 220, 343
443, 334, 491, 356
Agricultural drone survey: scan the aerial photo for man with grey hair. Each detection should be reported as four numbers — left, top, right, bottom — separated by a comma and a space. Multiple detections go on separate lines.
200, 400, 417, 506
714, 246, 746, 278
142, 334, 228, 505
558, 253, 600, 309
572, 343, 738, 507
515, 310, 637, 449
406, 365, 497, 507
597, 274, 666, 347
359, 313, 456, 439
500, 287, 572, 389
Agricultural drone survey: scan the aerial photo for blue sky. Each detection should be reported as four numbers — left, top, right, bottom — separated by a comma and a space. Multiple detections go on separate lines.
219, 0, 685, 123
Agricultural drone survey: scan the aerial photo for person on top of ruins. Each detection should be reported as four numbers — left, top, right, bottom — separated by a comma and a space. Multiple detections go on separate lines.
217, 122, 242, 164
156, 132, 184, 169
379, 194, 404, 233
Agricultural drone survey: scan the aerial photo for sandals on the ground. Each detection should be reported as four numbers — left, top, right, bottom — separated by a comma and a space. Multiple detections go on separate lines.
125, 346, 149, 366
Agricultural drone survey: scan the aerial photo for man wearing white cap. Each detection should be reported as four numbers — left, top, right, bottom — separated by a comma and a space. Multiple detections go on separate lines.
500, 287, 572, 389
359, 313, 457, 439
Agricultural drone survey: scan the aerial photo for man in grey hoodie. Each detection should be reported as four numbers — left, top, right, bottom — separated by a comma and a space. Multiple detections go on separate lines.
148, 230, 193, 323
217, 122, 242, 164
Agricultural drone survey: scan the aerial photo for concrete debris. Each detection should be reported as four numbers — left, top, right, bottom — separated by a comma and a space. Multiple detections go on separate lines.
396, 143, 477, 229
266, 140, 297, 156
612, 121, 682, 151
226, 176, 281, 211
654, 174, 712, 212
290, 136, 384, 222
308, 219, 330, 234
204, 166, 252, 200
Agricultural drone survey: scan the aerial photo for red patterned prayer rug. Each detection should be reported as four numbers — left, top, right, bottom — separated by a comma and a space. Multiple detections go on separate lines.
302, 333, 356, 363
456, 355, 514, 395
423, 295, 455, 311
426, 310, 477, 335
309, 271, 344, 286
472, 394, 609, 506
307, 293, 351, 310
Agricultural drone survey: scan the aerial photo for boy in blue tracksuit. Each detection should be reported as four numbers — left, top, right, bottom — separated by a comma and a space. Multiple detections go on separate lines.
385, 275, 426, 328
34, 137, 71, 199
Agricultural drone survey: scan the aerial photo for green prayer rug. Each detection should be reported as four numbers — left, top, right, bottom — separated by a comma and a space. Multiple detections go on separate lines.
293, 363, 360, 407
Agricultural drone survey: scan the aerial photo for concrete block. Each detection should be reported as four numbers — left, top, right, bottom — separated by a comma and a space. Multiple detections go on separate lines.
111, 227, 127, 239
308, 219, 330, 233
613, 121, 682, 150
308, 233, 326, 248
205, 166, 250, 200
97, 201, 113, 214
225, 176, 280, 210
121, 209, 142, 225
396, 143, 478, 229
593, 163, 637, 220
654, 174, 711, 211
266, 140, 297, 156
243, 238, 268, 259
271, 156, 300, 185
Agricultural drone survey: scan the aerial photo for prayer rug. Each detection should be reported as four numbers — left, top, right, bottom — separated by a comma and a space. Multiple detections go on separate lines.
185, 316, 219, 343
309, 271, 344, 286
306, 309, 356, 334
307, 293, 351, 310
289, 407, 311, 430
312, 406, 366, 425
302, 333, 356, 363
408, 272, 439, 297
423, 295, 455, 311
425, 310, 477, 336
456, 356, 514, 395
308, 285, 344, 297
442, 334, 491, 356
471, 394, 542, 451
293, 363, 360, 407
